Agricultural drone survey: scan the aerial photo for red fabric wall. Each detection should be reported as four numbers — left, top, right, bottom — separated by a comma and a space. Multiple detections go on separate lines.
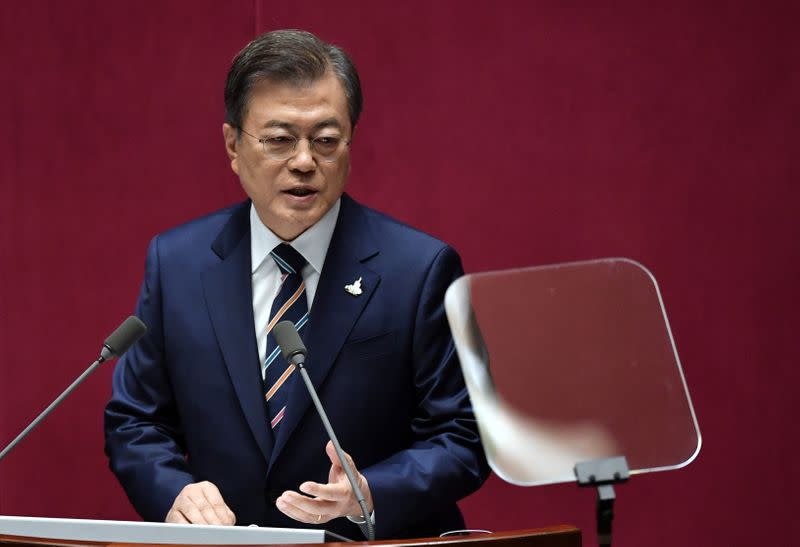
1, 2, 798, 545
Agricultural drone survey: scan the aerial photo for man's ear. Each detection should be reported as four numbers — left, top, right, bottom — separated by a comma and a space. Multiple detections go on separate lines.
222, 123, 240, 176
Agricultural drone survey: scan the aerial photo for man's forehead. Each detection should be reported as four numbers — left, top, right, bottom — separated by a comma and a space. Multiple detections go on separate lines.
243, 73, 349, 126
250, 73, 333, 93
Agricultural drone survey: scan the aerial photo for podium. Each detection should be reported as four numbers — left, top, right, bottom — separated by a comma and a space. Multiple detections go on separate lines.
0, 517, 579, 547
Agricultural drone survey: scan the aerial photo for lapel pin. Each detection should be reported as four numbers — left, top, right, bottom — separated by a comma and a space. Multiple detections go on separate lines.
344, 277, 363, 296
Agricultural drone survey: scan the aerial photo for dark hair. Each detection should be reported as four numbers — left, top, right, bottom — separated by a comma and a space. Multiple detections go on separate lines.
224, 29, 363, 131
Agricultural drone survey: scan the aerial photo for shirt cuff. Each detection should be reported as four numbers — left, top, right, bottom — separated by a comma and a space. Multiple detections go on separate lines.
346, 510, 375, 525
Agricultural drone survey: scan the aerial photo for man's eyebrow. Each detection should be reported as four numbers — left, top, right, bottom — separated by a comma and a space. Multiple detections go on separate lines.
262, 120, 295, 129
259, 118, 344, 131
313, 118, 343, 131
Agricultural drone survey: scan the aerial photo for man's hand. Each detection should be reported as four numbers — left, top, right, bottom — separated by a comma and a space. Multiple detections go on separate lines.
165, 481, 236, 525
276, 441, 373, 524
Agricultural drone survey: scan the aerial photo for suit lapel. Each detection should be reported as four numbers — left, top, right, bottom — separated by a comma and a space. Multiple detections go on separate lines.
201, 201, 273, 465
269, 195, 380, 470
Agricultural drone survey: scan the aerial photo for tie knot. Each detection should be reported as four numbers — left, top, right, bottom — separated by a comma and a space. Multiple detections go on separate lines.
270, 243, 307, 275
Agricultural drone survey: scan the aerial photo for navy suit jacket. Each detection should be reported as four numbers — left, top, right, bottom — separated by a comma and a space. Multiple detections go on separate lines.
104, 194, 489, 539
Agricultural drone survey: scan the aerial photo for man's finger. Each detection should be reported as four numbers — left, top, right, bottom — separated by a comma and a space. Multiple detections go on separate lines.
177, 502, 210, 525
276, 492, 333, 524
325, 441, 362, 487
342, 450, 357, 471
280, 490, 340, 515
167, 481, 236, 526
284, 491, 335, 513
221, 507, 236, 525
198, 481, 224, 503
199, 482, 236, 525
325, 440, 356, 469
300, 481, 351, 501
320, 442, 373, 515
276, 499, 318, 524
200, 503, 224, 525
165, 509, 190, 524
186, 488, 223, 525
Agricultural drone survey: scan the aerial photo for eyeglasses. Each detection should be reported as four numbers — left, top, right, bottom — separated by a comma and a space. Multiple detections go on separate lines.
239, 127, 351, 163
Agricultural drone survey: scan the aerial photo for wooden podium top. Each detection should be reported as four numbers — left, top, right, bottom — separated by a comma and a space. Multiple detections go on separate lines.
0, 525, 580, 547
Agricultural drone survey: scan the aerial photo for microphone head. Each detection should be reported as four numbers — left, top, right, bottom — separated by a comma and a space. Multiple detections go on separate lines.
273, 320, 307, 364
103, 316, 147, 359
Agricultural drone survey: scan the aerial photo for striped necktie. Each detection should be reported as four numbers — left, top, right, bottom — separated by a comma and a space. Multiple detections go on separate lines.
263, 243, 309, 431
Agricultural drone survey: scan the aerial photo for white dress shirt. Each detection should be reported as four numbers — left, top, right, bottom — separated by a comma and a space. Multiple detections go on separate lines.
250, 198, 341, 378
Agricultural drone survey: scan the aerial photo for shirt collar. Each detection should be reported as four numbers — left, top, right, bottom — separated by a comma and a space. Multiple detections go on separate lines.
250, 197, 341, 275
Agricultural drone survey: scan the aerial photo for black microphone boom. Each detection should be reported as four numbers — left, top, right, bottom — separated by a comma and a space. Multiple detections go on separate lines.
273, 320, 376, 541
0, 316, 147, 462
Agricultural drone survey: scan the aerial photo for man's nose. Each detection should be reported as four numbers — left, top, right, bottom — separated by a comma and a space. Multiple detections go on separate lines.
287, 139, 316, 172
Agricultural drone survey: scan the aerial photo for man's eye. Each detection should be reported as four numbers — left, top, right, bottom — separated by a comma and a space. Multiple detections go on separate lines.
314, 137, 340, 146
265, 136, 293, 144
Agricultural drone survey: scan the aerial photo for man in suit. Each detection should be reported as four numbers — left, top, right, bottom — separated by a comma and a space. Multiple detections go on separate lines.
104, 30, 488, 540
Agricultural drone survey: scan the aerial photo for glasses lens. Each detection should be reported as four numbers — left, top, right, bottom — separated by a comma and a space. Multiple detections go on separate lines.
259, 134, 348, 162
263, 135, 296, 160
312, 136, 343, 162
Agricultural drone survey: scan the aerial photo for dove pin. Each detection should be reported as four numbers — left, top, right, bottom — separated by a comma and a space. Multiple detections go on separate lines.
344, 277, 363, 296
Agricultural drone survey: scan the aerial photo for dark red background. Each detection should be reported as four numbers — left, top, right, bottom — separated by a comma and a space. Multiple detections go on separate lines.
1, 2, 798, 546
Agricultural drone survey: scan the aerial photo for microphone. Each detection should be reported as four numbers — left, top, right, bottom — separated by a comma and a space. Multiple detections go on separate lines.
0, 316, 147, 462
273, 320, 307, 365
101, 316, 148, 360
273, 321, 375, 541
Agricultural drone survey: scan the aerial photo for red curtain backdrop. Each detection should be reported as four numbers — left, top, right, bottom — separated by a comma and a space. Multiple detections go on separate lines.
1, 2, 798, 546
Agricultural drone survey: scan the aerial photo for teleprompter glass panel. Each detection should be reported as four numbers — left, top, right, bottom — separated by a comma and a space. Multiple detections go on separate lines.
444, 258, 701, 486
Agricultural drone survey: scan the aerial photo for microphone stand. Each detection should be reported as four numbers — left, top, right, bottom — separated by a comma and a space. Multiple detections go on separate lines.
0, 316, 146, 462
295, 362, 375, 541
0, 355, 108, 462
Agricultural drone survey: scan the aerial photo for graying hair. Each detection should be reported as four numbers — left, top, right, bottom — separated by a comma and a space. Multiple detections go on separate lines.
224, 29, 363, 130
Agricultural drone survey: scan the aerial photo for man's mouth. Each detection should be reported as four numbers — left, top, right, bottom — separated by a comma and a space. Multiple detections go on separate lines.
284, 187, 317, 197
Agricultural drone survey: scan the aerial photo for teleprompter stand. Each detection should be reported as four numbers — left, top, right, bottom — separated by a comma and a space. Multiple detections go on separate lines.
574, 456, 630, 547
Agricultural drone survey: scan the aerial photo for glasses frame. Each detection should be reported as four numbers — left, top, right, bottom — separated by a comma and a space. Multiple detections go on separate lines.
238, 127, 351, 163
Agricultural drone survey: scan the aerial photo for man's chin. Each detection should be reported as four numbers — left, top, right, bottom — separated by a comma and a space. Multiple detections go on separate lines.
254, 195, 336, 239
274, 210, 326, 241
